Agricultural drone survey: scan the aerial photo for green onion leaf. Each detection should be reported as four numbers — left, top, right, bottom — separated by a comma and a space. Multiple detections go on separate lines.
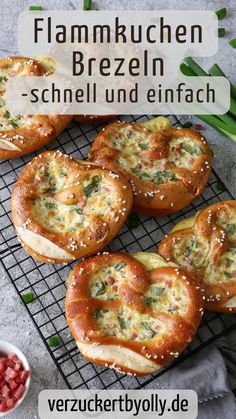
144, 296, 157, 306
114, 261, 126, 271
118, 316, 127, 329
83, 175, 101, 198
215, 7, 227, 20
141, 322, 156, 338
29, 5, 43, 10
229, 38, 236, 48
83, 0, 92, 10
152, 287, 165, 296
218, 28, 226, 37
182, 121, 193, 128
226, 224, 235, 235
47, 336, 60, 347
21, 292, 34, 304
184, 247, 192, 258
224, 271, 232, 278
127, 214, 140, 229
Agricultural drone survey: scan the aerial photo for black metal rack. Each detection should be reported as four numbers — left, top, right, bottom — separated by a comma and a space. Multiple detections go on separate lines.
1, 114, 236, 390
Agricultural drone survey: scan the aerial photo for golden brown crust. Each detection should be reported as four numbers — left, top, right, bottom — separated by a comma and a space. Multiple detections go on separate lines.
66, 252, 203, 376
88, 123, 212, 215
158, 200, 236, 313
0, 57, 72, 159
11, 150, 133, 264
73, 115, 115, 124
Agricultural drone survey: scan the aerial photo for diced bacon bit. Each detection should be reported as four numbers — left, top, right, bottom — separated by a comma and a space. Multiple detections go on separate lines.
131, 333, 137, 339
79, 200, 86, 208
113, 284, 118, 292
232, 271, 236, 277
34, 176, 42, 185
107, 276, 115, 285
160, 161, 168, 170
0, 352, 30, 413
185, 258, 193, 266
194, 123, 203, 130
170, 305, 179, 311
165, 280, 172, 287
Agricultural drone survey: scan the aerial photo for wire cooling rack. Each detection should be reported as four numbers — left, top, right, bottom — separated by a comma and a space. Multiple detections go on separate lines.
1, 114, 236, 390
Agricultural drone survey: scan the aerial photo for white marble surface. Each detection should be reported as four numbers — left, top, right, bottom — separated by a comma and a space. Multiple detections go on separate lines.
0, 1, 236, 418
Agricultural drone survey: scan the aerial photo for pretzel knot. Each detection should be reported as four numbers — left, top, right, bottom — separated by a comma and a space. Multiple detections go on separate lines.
89, 123, 212, 215
0, 57, 71, 159
65, 253, 203, 376
158, 201, 236, 313
11, 151, 133, 263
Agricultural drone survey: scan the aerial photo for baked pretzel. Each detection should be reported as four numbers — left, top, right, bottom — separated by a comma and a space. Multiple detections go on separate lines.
88, 123, 212, 215
11, 150, 133, 264
158, 200, 236, 313
66, 252, 203, 376
0, 57, 72, 159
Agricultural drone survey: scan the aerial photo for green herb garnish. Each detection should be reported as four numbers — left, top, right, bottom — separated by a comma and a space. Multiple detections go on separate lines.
218, 28, 226, 37
151, 287, 165, 296
118, 316, 127, 329
83, 175, 101, 198
144, 297, 157, 306
29, 5, 43, 10
45, 202, 57, 209
114, 261, 126, 271
70, 207, 83, 215
127, 214, 139, 229
215, 7, 227, 20
224, 271, 232, 278
83, 0, 92, 10
182, 121, 193, 128
4, 110, 10, 119
141, 322, 156, 338
229, 38, 236, 48
153, 171, 177, 184
47, 336, 60, 347
139, 142, 149, 150
183, 247, 192, 258
180, 142, 202, 156
94, 281, 106, 297
94, 309, 108, 320
226, 224, 235, 236
21, 292, 34, 304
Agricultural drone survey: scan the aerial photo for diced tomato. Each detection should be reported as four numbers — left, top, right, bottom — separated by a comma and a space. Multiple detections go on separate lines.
6, 398, 15, 409
112, 284, 118, 292
2, 385, 10, 398
5, 367, 18, 380
0, 352, 30, 412
14, 362, 22, 372
165, 280, 172, 287
8, 380, 18, 391
79, 200, 86, 208
107, 276, 115, 285
18, 371, 30, 383
13, 384, 25, 401
194, 123, 203, 130
232, 270, 236, 277
0, 401, 7, 412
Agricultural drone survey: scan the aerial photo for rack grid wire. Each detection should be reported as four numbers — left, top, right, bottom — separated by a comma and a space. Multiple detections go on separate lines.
1, 114, 236, 390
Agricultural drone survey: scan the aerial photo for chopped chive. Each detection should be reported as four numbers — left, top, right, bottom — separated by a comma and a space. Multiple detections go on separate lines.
127, 214, 139, 229
29, 5, 43, 10
83, 0, 92, 10
224, 271, 232, 278
152, 287, 165, 296
114, 261, 126, 271
182, 121, 193, 128
229, 38, 236, 48
21, 292, 34, 304
215, 7, 227, 20
47, 336, 60, 347
216, 180, 226, 192
226, 224, 235, 235
218, 28, 226, 37
118, 316, 127, 330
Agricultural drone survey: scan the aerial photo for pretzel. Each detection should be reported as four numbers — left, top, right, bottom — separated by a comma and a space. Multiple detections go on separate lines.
158, 200, 236, 313
11, 150, 133, 264
88, 123, 212, 215
0, 57, 72, 159
66, 252, 203, 376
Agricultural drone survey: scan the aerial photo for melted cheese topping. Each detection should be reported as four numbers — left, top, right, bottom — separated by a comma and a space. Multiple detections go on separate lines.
94, 306, 166, 342
31, 160, 116, 234
144, 279, 188, 316
204, 247, 236, 284
0, 66, 36, 131
110, 125, 202, 184
110, 125, 176, 184
90, 261, 127, 300
168, 137, 202, 169
173, 233, 209, 271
